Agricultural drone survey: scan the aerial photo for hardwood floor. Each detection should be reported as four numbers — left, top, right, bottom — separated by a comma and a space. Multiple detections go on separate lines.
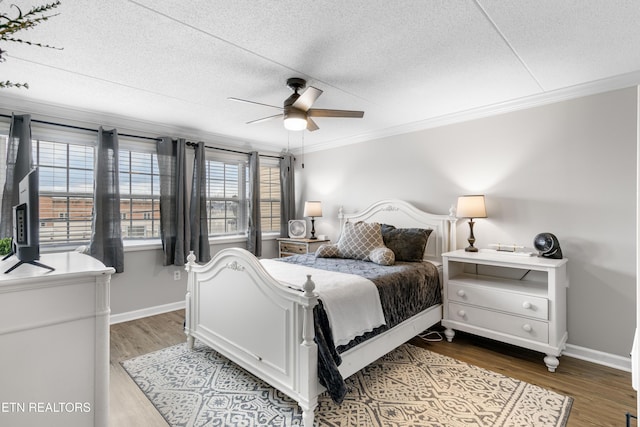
110, 310, 186, 427
110, 310, 637, 426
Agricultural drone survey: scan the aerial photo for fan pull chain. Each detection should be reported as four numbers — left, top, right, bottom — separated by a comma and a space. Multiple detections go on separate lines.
301, 131, 305, 169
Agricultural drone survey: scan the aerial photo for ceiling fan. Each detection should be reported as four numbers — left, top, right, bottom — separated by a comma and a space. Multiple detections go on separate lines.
228, 77, 364, 132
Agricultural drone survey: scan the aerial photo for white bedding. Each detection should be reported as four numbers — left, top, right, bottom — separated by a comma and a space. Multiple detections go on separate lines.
260, 259, 386, 346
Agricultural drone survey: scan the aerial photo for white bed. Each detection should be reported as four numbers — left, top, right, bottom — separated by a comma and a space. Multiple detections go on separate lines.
184, 199, 456, 426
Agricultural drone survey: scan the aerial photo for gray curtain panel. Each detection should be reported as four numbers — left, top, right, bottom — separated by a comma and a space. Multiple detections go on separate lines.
279, 153, 295, 238
0, 114, 33, 238
247, 151, 261, 256
189, 141, 210, 263
89, 127, 124, 273
157, 137, 190, 266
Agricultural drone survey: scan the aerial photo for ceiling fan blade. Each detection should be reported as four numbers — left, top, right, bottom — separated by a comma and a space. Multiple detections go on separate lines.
228, 97, 283, 110
308, 108, 364, 118
306, 117, 319, 132
246, 113, 283, 125
292, 86, 323, 111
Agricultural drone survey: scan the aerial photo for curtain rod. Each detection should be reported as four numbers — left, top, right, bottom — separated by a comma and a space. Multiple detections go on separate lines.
186, 141, 283, 160
0, 113, 160, 142
0, 114, 284, 159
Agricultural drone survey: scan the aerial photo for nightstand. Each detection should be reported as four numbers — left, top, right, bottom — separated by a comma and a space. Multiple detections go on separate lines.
441, 249, 569, 372
277, 238, 330, 257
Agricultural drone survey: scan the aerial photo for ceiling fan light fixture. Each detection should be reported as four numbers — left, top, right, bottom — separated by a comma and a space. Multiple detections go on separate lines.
230, 77, 364, 132
284, 108, 307, 131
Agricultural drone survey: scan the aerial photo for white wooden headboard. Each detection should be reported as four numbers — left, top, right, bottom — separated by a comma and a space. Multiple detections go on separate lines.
338, 199, 457, 260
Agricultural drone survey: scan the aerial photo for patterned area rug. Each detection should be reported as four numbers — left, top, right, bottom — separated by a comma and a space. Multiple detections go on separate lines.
122, 341, 572, 427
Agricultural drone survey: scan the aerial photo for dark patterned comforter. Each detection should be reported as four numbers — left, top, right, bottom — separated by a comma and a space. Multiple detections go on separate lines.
274, 254, 442, 403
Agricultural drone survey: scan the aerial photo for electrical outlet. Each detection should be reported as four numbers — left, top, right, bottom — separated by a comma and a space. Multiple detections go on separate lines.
174, 270, 181, 281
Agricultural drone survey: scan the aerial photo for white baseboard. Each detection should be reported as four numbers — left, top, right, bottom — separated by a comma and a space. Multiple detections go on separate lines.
110, 301, 185, 325
109, 303, 633, 373
564, 343, 632, 372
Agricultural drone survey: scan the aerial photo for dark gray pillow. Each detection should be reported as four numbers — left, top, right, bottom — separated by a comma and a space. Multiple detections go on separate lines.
381, 224, 432, 262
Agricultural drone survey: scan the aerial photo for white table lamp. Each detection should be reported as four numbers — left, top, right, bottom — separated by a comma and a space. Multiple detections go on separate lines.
456, 195, 487, 252
303, 201, 322, 240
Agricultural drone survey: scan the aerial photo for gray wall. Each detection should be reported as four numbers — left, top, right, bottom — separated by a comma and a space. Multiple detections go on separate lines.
297, 88, 637, 358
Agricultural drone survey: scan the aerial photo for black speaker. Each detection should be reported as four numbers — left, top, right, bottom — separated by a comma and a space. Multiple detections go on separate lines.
533, 233, 563, 259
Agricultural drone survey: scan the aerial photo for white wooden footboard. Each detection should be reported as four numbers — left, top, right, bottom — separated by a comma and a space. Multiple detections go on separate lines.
184, 249, 320, 425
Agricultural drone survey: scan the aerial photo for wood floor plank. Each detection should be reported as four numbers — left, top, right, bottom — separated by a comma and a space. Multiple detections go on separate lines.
110, 310, 637, 426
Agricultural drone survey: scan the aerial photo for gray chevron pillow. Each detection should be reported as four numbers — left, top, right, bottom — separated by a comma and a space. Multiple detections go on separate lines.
369, 247, 395, 266
337, 221, 384, 261
315, 243, 340, 258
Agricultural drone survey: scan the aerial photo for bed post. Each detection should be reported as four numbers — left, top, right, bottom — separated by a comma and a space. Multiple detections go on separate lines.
299, 274, 318, 427
338, 205, 345, 237
185, 251, 196, 349
448, 204, 458, 251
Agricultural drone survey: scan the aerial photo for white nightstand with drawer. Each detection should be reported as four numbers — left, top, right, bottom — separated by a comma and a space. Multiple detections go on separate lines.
441, 249, 569, 372
277, 238, 330, 257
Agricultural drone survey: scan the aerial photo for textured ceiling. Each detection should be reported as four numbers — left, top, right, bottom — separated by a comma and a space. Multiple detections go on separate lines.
1, 0, 640, 152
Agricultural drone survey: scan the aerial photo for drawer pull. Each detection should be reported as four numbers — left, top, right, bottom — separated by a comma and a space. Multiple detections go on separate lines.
522, 301, 532, 309
457, 289, 466, 297
457, 309, 466, 318
522, 324, 532, 332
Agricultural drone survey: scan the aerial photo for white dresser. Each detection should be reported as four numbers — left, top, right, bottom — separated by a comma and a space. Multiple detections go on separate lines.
0, 252, 114, 427
441, 249, 568, 372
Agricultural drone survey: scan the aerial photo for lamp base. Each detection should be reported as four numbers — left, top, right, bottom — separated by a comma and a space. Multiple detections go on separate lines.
465, 219, 478, 252
309, 217, 317, 239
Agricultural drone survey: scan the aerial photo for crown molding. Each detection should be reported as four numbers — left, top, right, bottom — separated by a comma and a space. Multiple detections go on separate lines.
0, 94, 285, 156
298, 70, 640, 154
2, 69, 639, 156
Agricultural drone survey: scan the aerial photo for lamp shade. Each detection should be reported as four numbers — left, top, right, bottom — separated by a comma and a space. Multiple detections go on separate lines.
303, 201, 323, 217
456, 195, 487, 219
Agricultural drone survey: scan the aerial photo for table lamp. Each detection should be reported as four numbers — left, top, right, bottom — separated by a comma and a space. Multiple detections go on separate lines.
456, 195, 487, 252
303, 201, 322, 239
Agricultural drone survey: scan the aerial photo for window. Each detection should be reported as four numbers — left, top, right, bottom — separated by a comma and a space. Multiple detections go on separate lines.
36, 139, 95, 245
0, 126, 282, 244
205, 159, 247, 236
35, 138, 161, 245
10, 134, 161, 245
119, 148, 160, 239
203, 156, 282, 237
260, 164, 281, 233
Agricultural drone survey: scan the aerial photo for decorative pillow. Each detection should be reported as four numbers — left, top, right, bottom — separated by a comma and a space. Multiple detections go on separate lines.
315, 243, 340, 258
337, 221, 385, 261
381, 224, 432, 262
369, 247, 395, 266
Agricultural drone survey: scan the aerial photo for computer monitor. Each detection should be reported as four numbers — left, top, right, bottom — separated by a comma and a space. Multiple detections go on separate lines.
12, 168, 40, 262
4, 168, 53, 274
